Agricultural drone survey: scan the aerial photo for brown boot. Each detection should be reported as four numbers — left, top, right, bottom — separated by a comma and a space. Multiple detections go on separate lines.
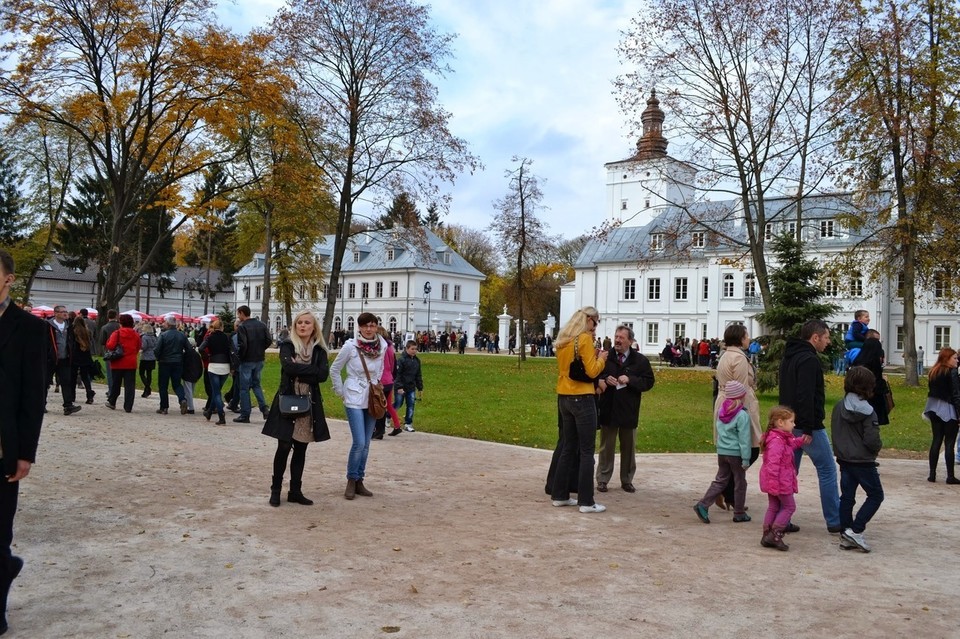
760, 525, 774, 548
344, 479, 356, 500
770, 526, 789, 551
354, 480, 373, 497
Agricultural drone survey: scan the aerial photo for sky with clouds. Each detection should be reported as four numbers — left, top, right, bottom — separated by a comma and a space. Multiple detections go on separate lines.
216, 0, 643, 240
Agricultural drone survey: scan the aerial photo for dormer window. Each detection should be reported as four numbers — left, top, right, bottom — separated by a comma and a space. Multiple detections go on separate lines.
621, 199, 628, 211
353, 251, 360, 263
819, 219, 835, 238
650, 233, 664, 251
692, 231, 705, 249
386, 247, 395, 261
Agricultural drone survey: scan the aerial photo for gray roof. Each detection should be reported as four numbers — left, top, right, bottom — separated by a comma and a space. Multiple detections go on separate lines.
576, 191, 891, 267
38, 255, 231, 293
236, 227, 485, 280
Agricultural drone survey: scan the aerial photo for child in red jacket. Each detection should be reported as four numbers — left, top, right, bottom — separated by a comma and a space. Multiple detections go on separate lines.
759, 406, 807, 551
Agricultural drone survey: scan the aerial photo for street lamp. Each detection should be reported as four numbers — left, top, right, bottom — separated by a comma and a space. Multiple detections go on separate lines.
242, 284, 250, 307
423, 281, 431, 332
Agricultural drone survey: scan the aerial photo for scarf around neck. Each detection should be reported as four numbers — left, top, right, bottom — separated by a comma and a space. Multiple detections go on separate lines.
355, 334, 382, 358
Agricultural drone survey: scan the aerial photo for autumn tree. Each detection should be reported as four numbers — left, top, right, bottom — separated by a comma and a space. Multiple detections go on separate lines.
618, 0, 850, 306
271, 0, 479, 340
181, 165, 240, 314
232, 105, 333, 326
490, 157, 550, 362
5, 120, 81, 300
0, 0, 281, 321
832, 0, 960, 385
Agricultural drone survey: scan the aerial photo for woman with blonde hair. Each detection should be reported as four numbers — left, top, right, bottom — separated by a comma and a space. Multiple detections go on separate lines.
262, 311, 331, 506
549, 306, 609, 513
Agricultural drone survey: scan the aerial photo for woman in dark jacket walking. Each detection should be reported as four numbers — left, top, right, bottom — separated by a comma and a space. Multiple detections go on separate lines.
262, 310, 330, 507
923, 347, 960, 483
197, 318, 234, 425
70, 315, 96, 404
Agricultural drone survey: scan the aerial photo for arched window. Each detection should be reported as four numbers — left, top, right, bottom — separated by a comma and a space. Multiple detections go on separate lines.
389, 316, 398, 333
347, 316, 355, 334
334, 316, 342, 331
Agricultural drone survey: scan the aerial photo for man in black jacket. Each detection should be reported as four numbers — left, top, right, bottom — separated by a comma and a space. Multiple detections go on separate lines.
778, 319, 842, 533
234, 305, 271, 423
0, 250, 46, 634
595, 326, 655, 493
47, 305, 81, 415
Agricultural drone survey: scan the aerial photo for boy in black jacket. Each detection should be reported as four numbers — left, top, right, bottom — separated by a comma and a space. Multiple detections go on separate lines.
390, 341, 423, 435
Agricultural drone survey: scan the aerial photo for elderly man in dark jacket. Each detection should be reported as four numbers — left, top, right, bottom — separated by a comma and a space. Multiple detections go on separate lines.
154, 317, 189, 415
595, 325, 655, 493
778, 319, 842, 534
0, 250, 46, 634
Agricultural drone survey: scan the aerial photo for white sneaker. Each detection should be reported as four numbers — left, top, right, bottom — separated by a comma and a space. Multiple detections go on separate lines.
404, 425, 415, 432
579, 503, 606, 513
551, 498, 578, 507
841, 528, 871, 552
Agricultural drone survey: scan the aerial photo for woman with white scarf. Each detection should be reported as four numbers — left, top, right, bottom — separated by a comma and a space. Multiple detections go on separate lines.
330, 312, 388, 500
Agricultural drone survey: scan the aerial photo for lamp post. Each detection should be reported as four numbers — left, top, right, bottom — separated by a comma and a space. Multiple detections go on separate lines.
423, 281, 431, 332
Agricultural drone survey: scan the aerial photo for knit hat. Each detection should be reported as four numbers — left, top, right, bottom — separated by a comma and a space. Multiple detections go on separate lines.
724, 380, 747, 399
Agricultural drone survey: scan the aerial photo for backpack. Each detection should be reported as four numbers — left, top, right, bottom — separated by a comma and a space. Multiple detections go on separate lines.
182, 347, 204, 383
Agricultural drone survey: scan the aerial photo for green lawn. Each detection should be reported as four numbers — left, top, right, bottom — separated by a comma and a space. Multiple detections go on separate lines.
119, 352, 933, 454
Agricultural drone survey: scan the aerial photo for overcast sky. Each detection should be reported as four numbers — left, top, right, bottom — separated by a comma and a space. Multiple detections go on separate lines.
217, 0, 641, 240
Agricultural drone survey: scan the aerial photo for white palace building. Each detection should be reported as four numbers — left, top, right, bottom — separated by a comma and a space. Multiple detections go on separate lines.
561, 92, 952, 366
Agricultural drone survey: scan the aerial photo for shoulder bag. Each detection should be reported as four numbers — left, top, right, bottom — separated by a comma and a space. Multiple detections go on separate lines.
359, 352, 387, 420
569, 336, 598, 383
279, 377, 311, 417
103, 343, 124, 361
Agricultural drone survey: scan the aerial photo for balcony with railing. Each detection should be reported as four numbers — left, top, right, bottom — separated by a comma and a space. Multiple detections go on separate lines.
743, 295, 764, 311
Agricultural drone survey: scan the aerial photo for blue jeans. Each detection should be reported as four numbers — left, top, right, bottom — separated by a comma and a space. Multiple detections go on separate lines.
238, 361, 267, 418
345, 407, 375, 480
839, 462, 884, 534
552, 394, 598, 507
157, 361, 185, 410
394, 389, 416, 425
208, 372, 227, 413
793, 428, 840, 528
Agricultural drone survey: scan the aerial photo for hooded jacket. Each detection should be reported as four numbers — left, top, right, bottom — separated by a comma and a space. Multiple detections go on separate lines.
832, 393, 882, 464
778, 338, 825, 434
759, 429, 805, 495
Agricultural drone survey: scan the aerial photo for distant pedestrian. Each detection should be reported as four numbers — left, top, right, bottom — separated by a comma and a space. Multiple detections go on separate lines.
392, 340, 424, 434
923, 348, 960, 484
138, 324, 157, 398
105, 314, 142, 413
154, 317, 189, 415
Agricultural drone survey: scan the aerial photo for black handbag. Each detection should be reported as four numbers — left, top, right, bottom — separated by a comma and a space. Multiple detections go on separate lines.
569, 337, 598, 383
278, 390, 311, 417
103, 343, 124, 361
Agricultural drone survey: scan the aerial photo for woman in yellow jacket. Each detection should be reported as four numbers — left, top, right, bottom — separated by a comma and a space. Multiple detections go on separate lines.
550, 306, 609, 513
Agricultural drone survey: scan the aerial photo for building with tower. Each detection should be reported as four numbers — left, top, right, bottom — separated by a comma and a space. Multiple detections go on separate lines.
562, 92, 952, 366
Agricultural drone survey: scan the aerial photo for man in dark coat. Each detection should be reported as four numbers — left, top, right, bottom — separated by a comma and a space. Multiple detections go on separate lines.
778, 319, 842, 534
0, 250, 46, 634
595, 325, 655, 493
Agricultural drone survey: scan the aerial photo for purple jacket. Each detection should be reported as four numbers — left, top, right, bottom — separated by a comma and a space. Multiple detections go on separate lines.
759, 429, 805, 495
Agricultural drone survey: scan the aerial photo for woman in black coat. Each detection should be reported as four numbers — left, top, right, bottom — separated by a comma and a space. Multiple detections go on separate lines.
262, 310, 330, 507
852, 331, 889, 425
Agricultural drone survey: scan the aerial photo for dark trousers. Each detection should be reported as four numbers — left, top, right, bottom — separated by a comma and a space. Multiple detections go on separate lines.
374, 383, 394, 436
699, 455, 748, 515
139, 360, 155, 391
272, 440, 308, 490
839, 462, 884, 534
551, 395, 597, 507
109, 368, 137, 412
157, 361, 185, 410
928, 414, 959, 478
53, 359, 76, 407
0, 469, 19, 625
73, 364, 94, 401
723, 447, 759, 505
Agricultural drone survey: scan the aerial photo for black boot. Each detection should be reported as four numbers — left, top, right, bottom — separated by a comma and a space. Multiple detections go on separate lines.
215, 411, 226, 425
0, 555, 23, 634
287, 481, 314, 505
269, 475, 282, 507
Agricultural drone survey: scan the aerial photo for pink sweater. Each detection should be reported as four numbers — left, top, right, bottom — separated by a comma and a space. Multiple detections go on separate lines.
380, 344, 396, 385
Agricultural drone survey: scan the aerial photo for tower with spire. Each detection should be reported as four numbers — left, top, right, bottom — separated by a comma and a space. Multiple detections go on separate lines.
603, 90, 695, 228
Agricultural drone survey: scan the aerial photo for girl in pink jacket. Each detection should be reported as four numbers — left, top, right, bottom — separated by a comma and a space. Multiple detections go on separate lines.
759, 406, 806, 551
